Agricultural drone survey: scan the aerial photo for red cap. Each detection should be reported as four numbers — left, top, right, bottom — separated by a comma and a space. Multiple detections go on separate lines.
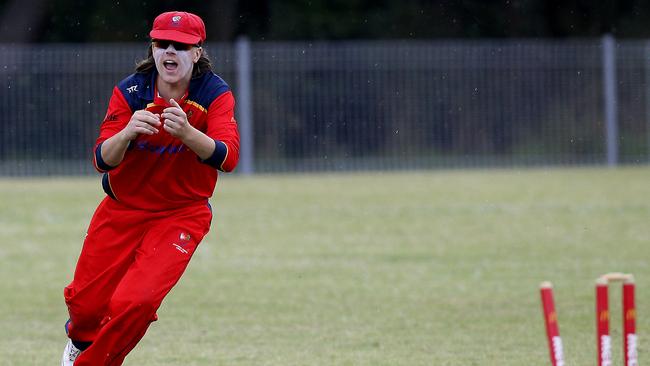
149, 11, 206, 45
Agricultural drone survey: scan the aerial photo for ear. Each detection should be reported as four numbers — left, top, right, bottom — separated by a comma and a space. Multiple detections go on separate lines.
193, 47, 203, 63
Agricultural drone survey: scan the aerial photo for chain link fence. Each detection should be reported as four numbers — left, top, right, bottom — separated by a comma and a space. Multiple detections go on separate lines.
1, 39, 649, 176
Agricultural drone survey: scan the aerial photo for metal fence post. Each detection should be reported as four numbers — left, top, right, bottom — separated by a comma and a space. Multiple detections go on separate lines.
645, 42, 650, 163
236, 36, 254, 174
602, 34, 619, 167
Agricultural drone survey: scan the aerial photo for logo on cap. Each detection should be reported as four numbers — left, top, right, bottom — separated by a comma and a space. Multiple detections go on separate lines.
172, 15, 181, 23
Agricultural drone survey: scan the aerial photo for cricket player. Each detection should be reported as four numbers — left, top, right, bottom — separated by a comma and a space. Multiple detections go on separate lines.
61, 11, 239, 365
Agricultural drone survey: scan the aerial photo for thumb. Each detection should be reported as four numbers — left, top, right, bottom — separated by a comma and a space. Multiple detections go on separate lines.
169, 98, 180, 108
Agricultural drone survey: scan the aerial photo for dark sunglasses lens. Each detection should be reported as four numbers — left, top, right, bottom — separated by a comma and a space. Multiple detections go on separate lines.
153, 40, 193, 50
153, 40, 169, 49
172, 42, 192, 50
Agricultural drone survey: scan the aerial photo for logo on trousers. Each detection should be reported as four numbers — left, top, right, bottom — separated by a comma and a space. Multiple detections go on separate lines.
172, 243, 189, 254
173, 232, 191, 253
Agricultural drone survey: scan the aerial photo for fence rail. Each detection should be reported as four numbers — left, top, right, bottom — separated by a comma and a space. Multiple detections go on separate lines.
1, 38, 649, 176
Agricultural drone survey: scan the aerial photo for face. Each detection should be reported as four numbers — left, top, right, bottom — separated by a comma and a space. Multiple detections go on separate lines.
152, 40, 202, 85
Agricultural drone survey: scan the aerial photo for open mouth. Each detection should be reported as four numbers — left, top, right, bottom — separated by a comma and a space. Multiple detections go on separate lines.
163, 60, 178, 71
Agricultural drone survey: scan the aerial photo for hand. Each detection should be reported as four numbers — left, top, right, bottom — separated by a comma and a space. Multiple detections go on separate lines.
121, 110, 161, 141
162, 99, 195, 140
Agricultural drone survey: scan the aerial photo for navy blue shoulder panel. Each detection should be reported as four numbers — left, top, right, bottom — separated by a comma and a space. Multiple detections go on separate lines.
188, 72, 231, 110
116, 72, 155, 112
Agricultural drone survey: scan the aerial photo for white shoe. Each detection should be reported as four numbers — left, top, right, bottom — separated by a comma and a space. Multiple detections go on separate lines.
61, 339, 81, 366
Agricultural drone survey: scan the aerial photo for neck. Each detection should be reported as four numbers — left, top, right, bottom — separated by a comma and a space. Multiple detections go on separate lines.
156, 74, 191, 102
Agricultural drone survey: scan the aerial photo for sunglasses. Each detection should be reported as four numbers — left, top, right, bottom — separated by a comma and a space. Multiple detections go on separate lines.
152, 40, 200, 51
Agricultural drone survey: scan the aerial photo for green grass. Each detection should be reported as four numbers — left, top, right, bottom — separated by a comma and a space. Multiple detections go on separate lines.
1, 167, 649, 365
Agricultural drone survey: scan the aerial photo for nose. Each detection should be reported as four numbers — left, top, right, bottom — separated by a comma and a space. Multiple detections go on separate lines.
165, 44, 177, 53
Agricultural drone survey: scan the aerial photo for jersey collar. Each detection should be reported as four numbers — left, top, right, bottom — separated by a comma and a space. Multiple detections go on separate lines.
153, 84, 189, 107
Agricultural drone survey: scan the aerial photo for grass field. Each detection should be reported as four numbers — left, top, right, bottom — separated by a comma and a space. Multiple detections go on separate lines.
1, 167, 649, 365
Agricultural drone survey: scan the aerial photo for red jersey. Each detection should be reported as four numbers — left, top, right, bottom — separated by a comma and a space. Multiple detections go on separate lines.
93, 70, 240, 211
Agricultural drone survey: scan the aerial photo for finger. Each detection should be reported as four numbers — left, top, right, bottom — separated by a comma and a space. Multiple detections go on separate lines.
138, 110, 160, 119
138, 114, 162, 126
163, 123, 177, 135
164, 100, 185, 115
162, 107, 185, 117
140, 111, 163, 125
163, 119, 178, 129
143, 109, 159, 116
134, 126, 155, 135
161, 112, 184, 124
135, 121, 159, 134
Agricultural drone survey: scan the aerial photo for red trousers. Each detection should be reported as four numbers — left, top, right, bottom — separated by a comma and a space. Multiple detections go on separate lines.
64, 197, 212, 365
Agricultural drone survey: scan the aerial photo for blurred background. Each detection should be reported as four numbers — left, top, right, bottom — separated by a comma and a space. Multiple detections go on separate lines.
2, 0, 650, 175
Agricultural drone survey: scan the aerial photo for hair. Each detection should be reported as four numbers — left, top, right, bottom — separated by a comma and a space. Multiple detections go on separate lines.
135, 44, 213, 78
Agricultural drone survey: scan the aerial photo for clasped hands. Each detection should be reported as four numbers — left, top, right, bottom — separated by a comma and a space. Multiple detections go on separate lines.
122, 99, 193, 141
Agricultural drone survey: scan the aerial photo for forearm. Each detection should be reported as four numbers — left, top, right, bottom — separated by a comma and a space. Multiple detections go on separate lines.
100, 131, 131, 167
181, 127, 216, 160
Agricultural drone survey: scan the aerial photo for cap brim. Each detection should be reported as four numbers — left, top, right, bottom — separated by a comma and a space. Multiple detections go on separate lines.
149, 30, 201, 44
